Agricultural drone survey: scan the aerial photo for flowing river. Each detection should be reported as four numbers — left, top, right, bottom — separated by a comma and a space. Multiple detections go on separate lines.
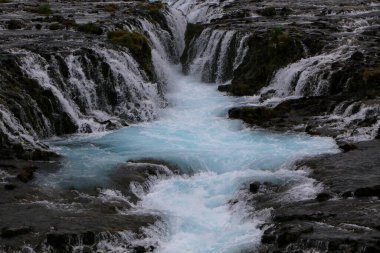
41, 65, 339, 253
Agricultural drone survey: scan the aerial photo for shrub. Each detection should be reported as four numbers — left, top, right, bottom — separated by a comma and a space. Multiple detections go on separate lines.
28, 4, 53, 15
103, 4, 117, 12
77, 22, 103, 35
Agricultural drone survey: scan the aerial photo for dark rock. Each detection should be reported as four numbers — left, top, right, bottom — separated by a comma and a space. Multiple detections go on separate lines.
249, 181, 260, 194
354, 185, 380, 198
217, 84, 231, 92
280, 7, 292, 16
4, 184, 16, 190
277, 225, 313, 247
6, 19, 24, 30
1, 226, 32, 238
17, 166, 37, 183
342, 191, 353, 198
316, 192, 332, 202
351, 51, 364, 61
134, 246, 146, 253
257, 7, 277, 17
339, 142, 358, 152
46, 233, 73, 250
25, 149, 61, 161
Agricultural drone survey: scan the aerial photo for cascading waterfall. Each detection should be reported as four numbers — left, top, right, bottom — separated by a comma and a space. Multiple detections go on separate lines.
185, 28, 249, 83
261, 47, 353, 97
166, 0, 237, 23
1, 9, 187, 148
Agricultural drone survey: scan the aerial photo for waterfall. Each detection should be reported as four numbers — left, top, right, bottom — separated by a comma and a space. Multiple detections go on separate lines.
261, 47, 353, 97
185, 28, 249, 83
0, 9, 187, 149
167, 0, 237, 23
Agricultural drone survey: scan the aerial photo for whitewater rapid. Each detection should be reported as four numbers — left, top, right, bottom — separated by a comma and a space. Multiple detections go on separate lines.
45, 66, 338, 253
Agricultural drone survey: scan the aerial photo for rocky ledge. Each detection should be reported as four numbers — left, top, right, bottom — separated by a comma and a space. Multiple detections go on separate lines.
245, 140, 380, 253
0, 158, 180, 252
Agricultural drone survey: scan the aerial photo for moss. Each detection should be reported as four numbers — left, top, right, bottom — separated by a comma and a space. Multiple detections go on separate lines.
362, 66, 380, 82
135, 2, 167, 28
103, 4, 118, 12
27, 4, 53, 15
77, 22, 103, 35
107, 30, 153, 80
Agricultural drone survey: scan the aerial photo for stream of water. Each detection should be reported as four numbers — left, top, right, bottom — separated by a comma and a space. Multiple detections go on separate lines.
44, 64, 338, 252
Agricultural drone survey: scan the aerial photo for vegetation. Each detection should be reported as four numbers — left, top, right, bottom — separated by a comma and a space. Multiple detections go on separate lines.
27, 4, 53, 15
107, 30, 153, 79
0, 0, 11, 3
363, 66, 380, 82
77, 22, 103, 35
103, 4, 118, 12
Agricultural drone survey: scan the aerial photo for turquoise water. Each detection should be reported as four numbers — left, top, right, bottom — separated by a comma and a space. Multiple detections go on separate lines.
46, 68, 338, 252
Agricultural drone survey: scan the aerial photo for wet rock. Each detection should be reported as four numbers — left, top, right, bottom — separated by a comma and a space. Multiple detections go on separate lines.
342, 191, 353, 198
134, 246, 146, 253
4, 184, 16, 190
249, 181, 260, 194
17, 166, 37, 183
6, 19, 25, 30
339, 142, 358, 152
257, 7, 276, 17
316, 192, 332, 202
257, 140, 380, 252
280, 7, 292, 16
277, 225, 313, 247
354, 185, 380, 198
351, 51, 364, 61
217, 84, 231, 92
1, 227, 32, 238
46, 231, 95, 249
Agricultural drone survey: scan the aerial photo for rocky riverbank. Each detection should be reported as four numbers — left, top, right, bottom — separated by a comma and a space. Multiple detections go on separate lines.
239, 140, 379, 253
0, 157, 182, 252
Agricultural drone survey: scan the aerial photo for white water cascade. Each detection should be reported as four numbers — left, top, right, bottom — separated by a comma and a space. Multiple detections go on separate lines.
185, 28, 249, 83
261, 47, 353, 97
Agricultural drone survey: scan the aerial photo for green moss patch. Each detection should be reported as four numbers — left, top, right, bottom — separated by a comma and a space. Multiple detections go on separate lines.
107, 30, 153, 80
77, 22, 103, 35
26, 4, 53, 15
